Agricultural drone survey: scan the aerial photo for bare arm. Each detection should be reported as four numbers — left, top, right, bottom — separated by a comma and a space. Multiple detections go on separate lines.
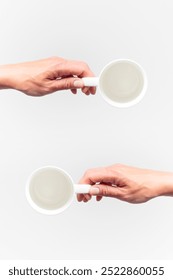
78, 164, 173, 203
0, 56, 96, 96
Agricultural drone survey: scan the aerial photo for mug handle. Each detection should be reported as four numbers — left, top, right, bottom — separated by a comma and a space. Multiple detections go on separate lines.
82, 77, 99, 87
74, 184, 91, 194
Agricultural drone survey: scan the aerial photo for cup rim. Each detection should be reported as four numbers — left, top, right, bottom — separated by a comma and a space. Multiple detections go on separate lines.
25, 165, 75, 215
99, 58, 148, 108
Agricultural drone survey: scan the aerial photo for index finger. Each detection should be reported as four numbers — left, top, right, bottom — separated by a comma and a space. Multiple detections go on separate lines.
79, 167, 124, 186
51, 60, 95, 79
51, 61, 96, 95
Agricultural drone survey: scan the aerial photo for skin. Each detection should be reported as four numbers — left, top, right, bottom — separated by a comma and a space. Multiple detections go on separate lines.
0, 56, 96, 96
77, 164, 173, 203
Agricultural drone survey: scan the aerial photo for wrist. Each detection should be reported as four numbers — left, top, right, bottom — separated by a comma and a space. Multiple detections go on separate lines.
0, 64, 15, 89
157, 172, 173, 197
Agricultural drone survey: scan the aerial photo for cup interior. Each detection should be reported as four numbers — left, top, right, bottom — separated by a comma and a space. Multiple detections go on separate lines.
99, 60, 146, 107
27, 167, 74, 213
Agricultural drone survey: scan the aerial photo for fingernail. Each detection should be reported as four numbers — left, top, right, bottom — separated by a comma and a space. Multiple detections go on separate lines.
90, 187, 100, 195
74, 79, 83, 88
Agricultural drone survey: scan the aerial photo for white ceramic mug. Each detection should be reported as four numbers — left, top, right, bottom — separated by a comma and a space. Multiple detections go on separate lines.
26, 166, 92, 215
82, 59, 147, 108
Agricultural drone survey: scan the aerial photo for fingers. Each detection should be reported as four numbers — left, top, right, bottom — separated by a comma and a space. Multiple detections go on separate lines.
77, 184, 122, 202
77, 166, 129, 203
50, 77, 95, 95
77, 193, 91, 202
74, 80, 96, 95
77, 167, 106, 202
77, 186, 100, 203
49, 60, 96, 94
71, 89, 77, 94
52, 60, 94, 78
81, 85, 96, 95
79, 167, 124, 186
96, 195, 103, 201
92, 184, 121, 198
53, 77, 83, 90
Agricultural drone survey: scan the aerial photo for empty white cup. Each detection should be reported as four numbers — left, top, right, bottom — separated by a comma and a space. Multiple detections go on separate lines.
26, 166, 91, 215
82, 59, 147, 108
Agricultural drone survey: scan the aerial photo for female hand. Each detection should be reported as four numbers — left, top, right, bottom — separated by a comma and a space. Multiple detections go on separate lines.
0, 56, 96, 96
78, 164, 173, 203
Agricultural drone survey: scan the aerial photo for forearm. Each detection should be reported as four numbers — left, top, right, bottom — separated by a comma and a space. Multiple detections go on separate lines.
0, 64, 14, 89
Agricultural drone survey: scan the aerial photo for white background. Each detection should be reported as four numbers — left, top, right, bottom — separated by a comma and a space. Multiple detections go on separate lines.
0, 0, 173, 259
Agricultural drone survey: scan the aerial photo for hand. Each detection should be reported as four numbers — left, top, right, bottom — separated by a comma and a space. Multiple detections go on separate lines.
78, 164, 173, 203
0, 56, 96, 96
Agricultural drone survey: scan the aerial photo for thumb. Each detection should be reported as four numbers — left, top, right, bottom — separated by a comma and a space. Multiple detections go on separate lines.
90, 184, 122, 198
53, 77, 84, 90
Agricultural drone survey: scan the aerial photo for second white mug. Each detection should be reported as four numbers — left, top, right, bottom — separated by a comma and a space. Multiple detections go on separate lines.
26, 166, 92, 215
82, 59, 147, 108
